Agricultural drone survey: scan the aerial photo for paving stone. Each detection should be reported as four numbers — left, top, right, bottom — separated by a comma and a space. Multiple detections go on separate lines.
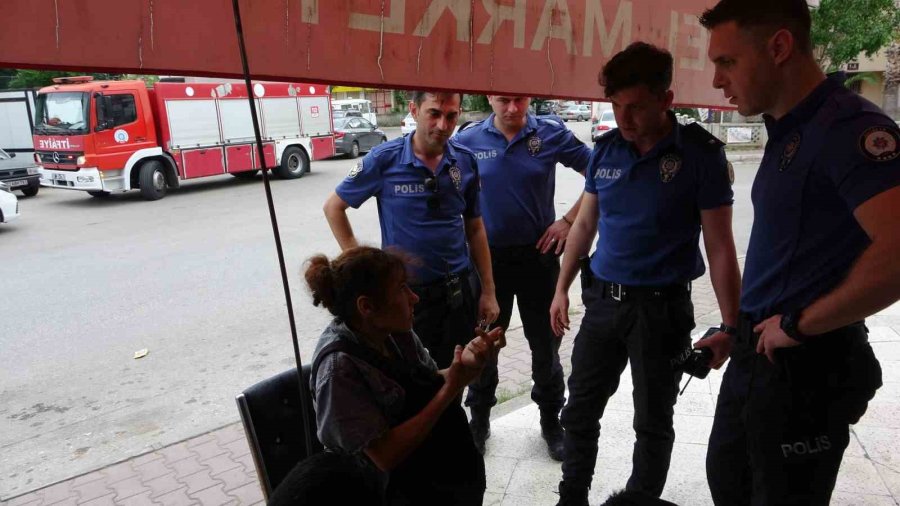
212, 424, 246, 446
5, 494, 42, 506
188, 484, 233, 505
156, 444, 195, 466
100, 461, 136, 485
180, 470, 221, 496
71, 472, 106, 488
215, 467, 255, 494
221, 438, 251, 461
153, 487, 196, 506
143, 472, 182, 499
184, 433, 217, 449
170, 455, 207, 480
132, 458, 170, 482
226, 482, 264, 505
72, 479, 114, 504
503, 459, 563, 505
130, 453, 164, 468
38, 480, 76, 504
78, 493, 117, 506
202, 453, 241, 477
108, 476, 149, 502
190, 440, 229, 462
835, 456, 892, 496
116, 491, 155, 506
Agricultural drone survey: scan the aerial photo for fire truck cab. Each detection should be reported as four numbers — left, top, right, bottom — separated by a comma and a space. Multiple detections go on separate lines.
35, 77, 335, 200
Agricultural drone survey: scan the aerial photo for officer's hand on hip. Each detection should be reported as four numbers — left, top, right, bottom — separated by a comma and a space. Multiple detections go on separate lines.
549, 292, 570, 337
694, 331, 733, 369
478, 293, 500, 326
536, 218, 570, 255
754, 315, 801, 363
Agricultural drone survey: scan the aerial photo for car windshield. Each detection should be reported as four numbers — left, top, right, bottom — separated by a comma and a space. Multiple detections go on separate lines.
0, 149, 11, 161
333, 118, 350, 129
333, 111, 346, 119
601, 111, 614, 121
34, 92, 90, 135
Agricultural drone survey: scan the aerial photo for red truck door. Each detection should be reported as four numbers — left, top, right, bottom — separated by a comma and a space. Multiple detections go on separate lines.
93, 88, 157, 170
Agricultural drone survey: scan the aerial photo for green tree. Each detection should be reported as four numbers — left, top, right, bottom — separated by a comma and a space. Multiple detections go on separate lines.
7, 70, 121, 89
811, 0, 900, 72
463, 94, 491, 112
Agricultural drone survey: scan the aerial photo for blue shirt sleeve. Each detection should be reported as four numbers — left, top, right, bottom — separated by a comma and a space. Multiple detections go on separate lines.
557, 127, 592, 173
584, 145, 600, 194
696, 148, 735, 210
463, 155, 482, 219
822, 114, 900, 211
335, 154, 382, 209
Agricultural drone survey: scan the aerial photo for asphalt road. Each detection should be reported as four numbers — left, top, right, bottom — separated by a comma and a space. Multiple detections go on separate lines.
0, 121, 757, 497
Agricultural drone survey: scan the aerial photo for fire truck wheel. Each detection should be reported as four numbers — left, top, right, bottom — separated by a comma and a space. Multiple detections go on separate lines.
88, 191, 111, 198
277, 147, 309, 179
139, 161, 168, 200
348, 141, 360, 159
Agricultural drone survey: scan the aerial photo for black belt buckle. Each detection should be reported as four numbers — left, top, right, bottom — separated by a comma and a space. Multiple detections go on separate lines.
446, 275, 463, 309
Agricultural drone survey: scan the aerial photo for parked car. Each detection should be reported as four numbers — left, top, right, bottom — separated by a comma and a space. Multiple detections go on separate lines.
0, 182, 21, 223
533, 101, 560, 115
333, 117, 388, 158
332, 110, 363, 121
591, 110, 618, 141
0, 148, 40, 197
560, 104, 591, 122
401, 113, 416, 135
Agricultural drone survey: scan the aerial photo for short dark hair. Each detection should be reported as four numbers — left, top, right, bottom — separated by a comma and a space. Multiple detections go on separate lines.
699, 0, 812, 55
410, 90, 464, 107
599, 42, 673, 98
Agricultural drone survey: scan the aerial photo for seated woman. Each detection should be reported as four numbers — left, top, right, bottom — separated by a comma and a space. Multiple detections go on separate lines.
304, 246, 504, 506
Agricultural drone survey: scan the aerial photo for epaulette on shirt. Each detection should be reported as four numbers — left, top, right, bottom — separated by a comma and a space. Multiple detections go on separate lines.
683, 123, 726, 152
457, 120, 483, 133
536, 115, 565, 128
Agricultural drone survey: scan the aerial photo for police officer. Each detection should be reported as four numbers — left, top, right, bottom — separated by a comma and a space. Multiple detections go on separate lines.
549, 42, 742, 505
701, 1, 896, 503
453, 96, 591, 458
323, 91, 500, 370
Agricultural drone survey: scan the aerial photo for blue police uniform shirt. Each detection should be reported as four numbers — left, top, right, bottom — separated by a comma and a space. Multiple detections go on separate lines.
584, 112, 734, 286
452, 114, 591, 247
741, 73, 900, 321
335, 133, 481, 284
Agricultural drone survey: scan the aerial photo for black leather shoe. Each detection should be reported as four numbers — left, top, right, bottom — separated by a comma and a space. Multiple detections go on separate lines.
541, 413, 565, 461
556, 481, 589, 506
469, 408, 491, 455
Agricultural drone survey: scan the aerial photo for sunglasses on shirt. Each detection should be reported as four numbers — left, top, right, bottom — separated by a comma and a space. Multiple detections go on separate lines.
424, 176, 440, 210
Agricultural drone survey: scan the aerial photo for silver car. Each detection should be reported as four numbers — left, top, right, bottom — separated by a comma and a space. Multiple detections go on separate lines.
560, 104, 591, 122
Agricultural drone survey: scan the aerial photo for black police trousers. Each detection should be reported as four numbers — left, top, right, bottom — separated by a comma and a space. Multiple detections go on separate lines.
412, 271, 479, 369
465, 246, 566, 412
560, 278, 693, 496
707, 318, 883, 506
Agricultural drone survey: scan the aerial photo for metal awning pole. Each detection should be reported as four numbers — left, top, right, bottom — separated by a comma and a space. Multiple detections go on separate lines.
230, 0, 315, 455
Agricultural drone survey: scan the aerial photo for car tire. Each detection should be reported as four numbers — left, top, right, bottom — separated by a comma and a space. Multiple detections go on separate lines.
347, 141, 360, 159
577, 115, 584, 121
276, 146, 309, 179
138, 160, 168, 201
88, 190, 111, 198
232, 169, 259, 179
21, 184, 39, 197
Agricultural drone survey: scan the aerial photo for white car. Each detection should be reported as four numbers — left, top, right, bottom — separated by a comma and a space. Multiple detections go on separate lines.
0, 182, 21, 223
560, 104, 591, 122
401, 113, 416, 135
591, 110, 618, 141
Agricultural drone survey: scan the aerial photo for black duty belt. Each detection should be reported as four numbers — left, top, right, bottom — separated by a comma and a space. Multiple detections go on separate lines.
736, 312, 868, 348
599, 280, 691, 302
412, 269, 470, 301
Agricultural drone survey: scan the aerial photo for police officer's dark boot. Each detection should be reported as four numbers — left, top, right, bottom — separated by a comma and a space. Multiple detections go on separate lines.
469, 406, 491, 455
556, 481, 589, 506
540, 409, 565, 461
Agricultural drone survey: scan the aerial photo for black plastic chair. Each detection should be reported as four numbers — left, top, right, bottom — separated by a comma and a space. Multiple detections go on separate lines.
236, 365, 322, 500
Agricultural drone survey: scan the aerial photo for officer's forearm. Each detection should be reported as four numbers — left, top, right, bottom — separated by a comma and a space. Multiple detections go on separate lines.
557, 217, 595, 294
563, 193, 585, 224
707, 246, 741, 327
466, 219, 495, 294
323, 195, 358, 251
800, 237, 900, 336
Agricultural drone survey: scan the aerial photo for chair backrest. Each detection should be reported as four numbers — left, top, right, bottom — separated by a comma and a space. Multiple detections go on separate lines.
236, 364, 322, 499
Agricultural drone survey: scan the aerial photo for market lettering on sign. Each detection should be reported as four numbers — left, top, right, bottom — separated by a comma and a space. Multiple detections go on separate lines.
298, 0, 705, 69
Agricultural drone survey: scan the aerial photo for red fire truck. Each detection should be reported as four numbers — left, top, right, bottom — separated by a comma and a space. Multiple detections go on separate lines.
34, 77, 335, 200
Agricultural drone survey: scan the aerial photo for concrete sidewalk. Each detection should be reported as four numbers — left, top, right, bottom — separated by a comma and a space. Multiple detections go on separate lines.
4, 269, 899, 505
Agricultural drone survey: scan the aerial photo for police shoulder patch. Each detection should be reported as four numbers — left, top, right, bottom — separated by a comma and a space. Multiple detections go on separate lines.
347, 161, 363, 180
859, 125, 900, 162
683, 123, 725, 152
727, 161, 735, 185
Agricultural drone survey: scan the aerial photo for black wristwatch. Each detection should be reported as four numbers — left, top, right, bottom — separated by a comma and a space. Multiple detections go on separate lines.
719, 323, 738, 337
780, 309, 811, 343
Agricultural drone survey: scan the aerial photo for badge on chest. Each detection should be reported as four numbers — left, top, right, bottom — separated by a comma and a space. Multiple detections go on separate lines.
527, 134, 543, 157
659, 153, 682, 183
780, 132, 802, 171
